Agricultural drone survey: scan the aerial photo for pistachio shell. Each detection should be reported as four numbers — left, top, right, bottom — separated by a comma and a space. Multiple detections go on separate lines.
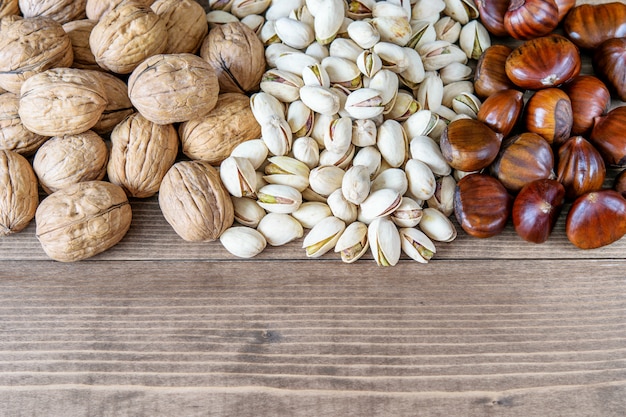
399, 227, 436, 263
334, 221, 369, 263
220, 156, 258, 198
220, 226, 267, 258
257, 212, 304, 246
291, 201, 332, 228
368, 216, 401, 266
419, 207, 457, 242
302, 215, 346, 257
231, 196, 266, 227
391, 197, 423, 228
256, 184, 303, 213
370, 168, 408, 196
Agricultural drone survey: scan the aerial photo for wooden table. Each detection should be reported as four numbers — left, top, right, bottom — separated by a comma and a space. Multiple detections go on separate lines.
2, 1, 626, 416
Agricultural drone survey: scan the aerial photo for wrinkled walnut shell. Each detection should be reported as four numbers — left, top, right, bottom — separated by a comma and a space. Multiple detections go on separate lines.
0, 150, 39, 236
89, 71, 134, 134
35, 180, 132, 262
128, 53, 219, 124
63, 19, 101, 71
19, 0, 87, 24
179, 93, 262, 164
159, 160, 234, 242
86, 0, 155, 21
150, 0, 208, 54
0, 0, 19, 18
32, 130, 108, 194
0, 92, 48, 155
107, 112, 179, 198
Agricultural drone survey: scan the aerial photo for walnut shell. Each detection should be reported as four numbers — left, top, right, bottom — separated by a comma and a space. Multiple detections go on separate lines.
89, 71, 134, 134
86, 0, 154, 21
179, 93, 261, 165
128, 53, 219, 124
32, 130, 108, 194
19, 0, 87, 24
35, 180, 132, 262
159, 160, 234, 242
19, 68, 108, 136
0, 17, 74, 93
0, 150, 38, 236
0, 0, 19, 18
89, 0, 167, 74
0, 92, 48, 155
150, 0, 208, 54
63, 19, 101, 71
107, 112, 178, 198
200, 22, 265, 94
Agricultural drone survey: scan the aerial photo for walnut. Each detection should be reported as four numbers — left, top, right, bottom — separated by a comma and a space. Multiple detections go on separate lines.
63, 19, 101, 71
107, 112, 178, 198
89, 0, 166, 74
150, 0, 208, 54
32, 130, 108, 194
0, 92, 48, 155
86, 0, 154, 21
89, 71, 134, 134
0, 17, 74, 93
18, 68, 108, 137
0, 150, 38, 236
200, 22, 266, 95
0, 0, 19, 18
159, 160, 234, 242
35, 180, 132, 262
179, 93, 261, 165
128, 53, 219, 125
19, 0, 87, 24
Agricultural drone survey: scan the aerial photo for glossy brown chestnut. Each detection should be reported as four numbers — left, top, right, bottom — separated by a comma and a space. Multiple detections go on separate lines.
477, 89, 524, 138
490, 132, 554, 193
614, 169, 626, 198
564, 2, 626, 50
590, 106, 626, 167
524, 88, 573, 147
593, 37, 626, 102
475, 0, 509, 37
554, 0, 575, 22
454, 173, 512, 238
505, 35, 581, 90
566, 190, 626, 249
512, 178, 565, 244
474, 45, 518, 99
556, 136, 606, 200
504, 0, 559, 40
440, 118, 503, 172
561, 75, 611, 136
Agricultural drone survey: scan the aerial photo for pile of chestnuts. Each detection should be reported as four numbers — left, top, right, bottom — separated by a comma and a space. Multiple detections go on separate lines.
451, 0, 626, 249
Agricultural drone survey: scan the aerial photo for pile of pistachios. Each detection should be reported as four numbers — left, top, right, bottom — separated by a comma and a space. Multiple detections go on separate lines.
215, 0, 489, 265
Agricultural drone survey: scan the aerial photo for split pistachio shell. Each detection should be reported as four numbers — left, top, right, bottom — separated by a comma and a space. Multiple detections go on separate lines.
261, 115, 293, 156
220, 226, 267, 258
341, 164, 371, 205
352, 145, 382, 178
359, 188, 402, 221
263, 156, 311, 191
459, 19, 490, 60
265, 0, 303, 20
416, 72, 444, 111
231, 0, 271, 18
399, 227, 436, 263
319, 144, 355, 169
419, 207, 457, 242
207, 10, 240, 28
256, 184, 302, 213
418, 40, 468, 71
331, 84, 352, 119
231, 196, 266, 227
250, 92, 285, 124
259, 19, 280, 45
305, 41, 330, 62
287, 100, 315, 137
443, 0, 479, 25
323, 116, 352, 154
264, 43, 300, 68
344, 88, 385, 119
356, 50, 383, 78
385, 90, 420, 122
311, 112, 337, 148
368, 69, 399, 107
302, 215, 346, 257
346, 0, 375, 19
290, 5, 315, 26
292, 136, 320, 168
274, 17, 315, 49
405, 158, 436, 200
299, 85, 341, 116
313, 0, 344, 44
432, 105, 458, 124
439, 62, 472, 85
398, 47, 426, 88
230, 139, 269, 170
208, 0, 234, 12
411, 0, 446, 22
427, 175, 455, 217
301, 186, 328, 203
370, 168, 408, 195
372, 1, 410, 19
260, 69, 304, 103
377, 119, 408, 168
442, 80, 474, 108
371, 16, 411, 46
352, 119, 378, 147
434, 16, 461, 44
409, 135, 451, 176
403, 109, 439, 138
257, 212, 304, 246
291, 201, 332, 228
309, 164, 345, 196
302, 63, 331, 87
451, 92, 481, 119
347, 20, 380, 49
321, 56, 362, 89
327, 189, 358, 223
391, 197, 423, 228
275, 52, 320, 76
408, 20, 437, 49
220, 156, 258, 198
373, 42, 409, 73
368, 216, 401, 266
241, 14, 265, 34
328, 38, 364, 61
334, 221, 369, 263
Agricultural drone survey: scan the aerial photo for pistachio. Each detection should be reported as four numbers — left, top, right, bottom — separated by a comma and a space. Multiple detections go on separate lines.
419, 207, 457, 242
310, 112, 337, 148
220, 226, 267, 258
302, 186, 329, 203
346, 0, 375, 20
220, 156, 258, 198
427, 175, 456, 217
275, 52, 320, 76
370, 168, 408, 196
302, 63, 331, 87
409, 135, 451, 176
416, 72, 444, 111
250, 92, 285, 124
398, 47, 426, 89
231, 0, 271, 19
287, 100, 315, 137
264, 43, 300, 68
403, 109, 439, 138
451, 92, 481, 119
459, 19, 490, 60
327, 189, 358, 223
359, 188, 402, 221
334, 221, 369, 263
341, 164, 371, 205
407, 20, 437, 49
209, 0, 235, 12
290, 4, 315, 26
261, 114, 293, 156
309, 164, 345, 196
368, 69, 399, 108
231, 196, 266, 227
230, 138, 269, 170
399, 227, 436, 263
391, 197, 423, 228
352, 118, 378, 147
418, 40, 468, 71
291, 201, 332, 228
313, 0, 344, 44
328, 38, 364, 61
356, 50, 383, 78
442, 80, 474, 108
405, 158, 436, 201
371, 16, 411, 46
368, 216, 401, 266
256, 183, 303, 213
259, 19, 280, 45
207, 10, 240, 29
302, 215, 346, 257
352, 145, 382, 179
292, 136, 320, 168
305, 41, 330, 62
347, 20, 380, 49
260, 69, 304, 103
299, 85, 341, 116
372, 1, 411, 19
265, 0, 302, 20
411, 0, 446, 23
439, 62, 473, 85
321, 56, 362, 90
377, 119, 408, 168
344, 88, 385, 119
263, 156, 311, 191
257, 212, 304, 246
443, 0, 479, 25
274, 17, 315, 49
385, 90, 420, 122
240, 14, 265, 35
373, 42, 409, 73
319, 144, 355, 169
434, 16, 461, 44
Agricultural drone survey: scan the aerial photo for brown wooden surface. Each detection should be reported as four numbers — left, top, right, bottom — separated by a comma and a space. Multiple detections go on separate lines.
2, 1, 626, 416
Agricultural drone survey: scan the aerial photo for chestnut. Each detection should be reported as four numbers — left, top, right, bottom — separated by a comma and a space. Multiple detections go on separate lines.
566, 190, 626, 249
564, 2, 626, 50
475, 0, 509, 38
505, 35, 581, 90
614, 169, 626, 199
556, 136, 606, 200
504, 0, 559, 40
490, 132, 555, 193
590, 106, 626, 167
439, 118, 503, 172
561, 75, 611, 136
477, 89, 524, 138
524, 88, 573, 147
554, 0, 575, 22
593, 37, 626, 102
474, 44, 518, 99
512, 178, 565, 244
454, 173, 512, 238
